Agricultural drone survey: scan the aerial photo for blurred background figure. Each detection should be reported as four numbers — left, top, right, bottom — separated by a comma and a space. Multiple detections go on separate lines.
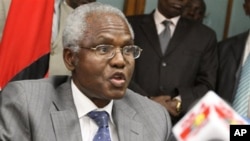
0, 0, 10, 41
182, 0, 206, 23
50, 0, 96, 76
127, 0, 218, 125
217, 0, 250, 118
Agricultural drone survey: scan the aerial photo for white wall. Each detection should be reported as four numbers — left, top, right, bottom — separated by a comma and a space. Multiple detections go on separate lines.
228, 0, 250, 37
144, 0, 157, 14
96, 0, 124, 11
203, 0, 227, 41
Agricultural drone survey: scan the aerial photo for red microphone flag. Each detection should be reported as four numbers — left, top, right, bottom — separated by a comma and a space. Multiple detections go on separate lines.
0, 0, 54, 90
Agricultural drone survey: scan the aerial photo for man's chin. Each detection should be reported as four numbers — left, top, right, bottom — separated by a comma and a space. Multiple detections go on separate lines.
108, 89, 126, 99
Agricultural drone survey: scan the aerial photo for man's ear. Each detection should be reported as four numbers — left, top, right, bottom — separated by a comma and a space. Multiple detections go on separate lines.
63, 48, 76, 71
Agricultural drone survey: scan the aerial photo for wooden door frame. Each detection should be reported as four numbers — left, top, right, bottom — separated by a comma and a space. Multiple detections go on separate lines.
223, 0, 234, 39
123, 0, 146, 16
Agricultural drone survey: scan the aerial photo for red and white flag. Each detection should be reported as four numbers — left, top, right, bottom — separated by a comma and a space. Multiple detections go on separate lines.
0, 0, 54, 90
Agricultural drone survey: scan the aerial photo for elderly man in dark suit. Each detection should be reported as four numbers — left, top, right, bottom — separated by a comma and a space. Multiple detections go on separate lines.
127, 0, 218, 124
0, 2, 173, 141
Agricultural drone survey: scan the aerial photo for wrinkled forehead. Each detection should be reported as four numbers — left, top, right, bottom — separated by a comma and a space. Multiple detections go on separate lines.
86, 12, 126, 27
85, 12, 130, 35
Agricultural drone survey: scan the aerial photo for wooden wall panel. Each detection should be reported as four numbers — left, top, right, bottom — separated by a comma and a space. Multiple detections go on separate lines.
124, 0, 146, 16
223, 0, 233, 39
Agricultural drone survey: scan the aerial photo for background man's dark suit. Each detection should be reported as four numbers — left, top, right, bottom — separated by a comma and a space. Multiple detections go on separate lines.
216, 31, 249, 104
127, 13, 218, 114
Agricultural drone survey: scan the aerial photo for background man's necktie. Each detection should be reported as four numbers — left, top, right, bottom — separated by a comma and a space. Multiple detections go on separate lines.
159, 20, 171, 54
88, 111, 111, 141
233, 54, 250, 117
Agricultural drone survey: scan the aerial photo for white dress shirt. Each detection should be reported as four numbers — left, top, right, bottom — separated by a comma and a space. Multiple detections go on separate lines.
154, 8, 180, 36
242, 31, 250, 65
71, 80, 119, 141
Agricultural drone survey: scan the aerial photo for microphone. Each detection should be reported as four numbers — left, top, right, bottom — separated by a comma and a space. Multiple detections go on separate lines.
172, 91, 248, 141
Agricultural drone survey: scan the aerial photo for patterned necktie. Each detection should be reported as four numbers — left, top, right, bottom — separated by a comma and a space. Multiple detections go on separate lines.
88, 111, 111, 141
233, 54, 250, 117
159, 20, 171, 54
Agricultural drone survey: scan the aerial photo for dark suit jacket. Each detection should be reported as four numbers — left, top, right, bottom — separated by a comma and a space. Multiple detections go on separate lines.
216, 31, 249, 104
127, 13, 218, 113
0, 76, 173, 141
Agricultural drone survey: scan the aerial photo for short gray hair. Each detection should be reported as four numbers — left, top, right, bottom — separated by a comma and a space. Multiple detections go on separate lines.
62, 2, 134, 52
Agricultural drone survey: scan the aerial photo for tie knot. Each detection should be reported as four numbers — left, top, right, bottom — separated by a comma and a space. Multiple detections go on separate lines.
162, 20, 171, 27
88, 111, 109, 128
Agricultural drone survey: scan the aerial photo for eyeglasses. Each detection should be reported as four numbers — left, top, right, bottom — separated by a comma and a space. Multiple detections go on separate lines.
80, 44, 143, 59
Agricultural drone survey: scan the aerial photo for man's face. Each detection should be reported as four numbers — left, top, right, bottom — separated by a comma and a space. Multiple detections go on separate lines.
182, 0, 205, 22
158, 0, 189, 19
71, 13, 134, 104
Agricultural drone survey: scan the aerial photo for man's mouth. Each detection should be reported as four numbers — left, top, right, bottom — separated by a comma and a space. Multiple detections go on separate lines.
109, 72, 126, 87
172, 3, 183, 10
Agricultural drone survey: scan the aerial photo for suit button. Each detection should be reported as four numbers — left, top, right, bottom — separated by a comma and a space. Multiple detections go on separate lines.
159, 86, 164, 91
162, 62, 167, 67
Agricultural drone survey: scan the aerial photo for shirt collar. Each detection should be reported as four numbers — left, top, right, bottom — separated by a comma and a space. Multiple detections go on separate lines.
71, 80, 115, 124
154, 8, 180, 26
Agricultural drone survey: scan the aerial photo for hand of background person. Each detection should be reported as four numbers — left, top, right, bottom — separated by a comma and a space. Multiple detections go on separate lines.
167, 99, 180, 117
150, 95, 180, 117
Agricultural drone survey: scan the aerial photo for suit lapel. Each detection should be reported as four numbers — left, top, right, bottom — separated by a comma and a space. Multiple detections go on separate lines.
51, 79, 82, 141
231, 31, 249, 99
140, 14, 163, 57
139, 16, 191, 57
113, 98, 143, 141
231, 31, 249, 65
165, 17, 190, 57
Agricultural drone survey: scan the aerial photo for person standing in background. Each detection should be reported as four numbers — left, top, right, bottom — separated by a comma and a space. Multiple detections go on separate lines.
0, 0, 10, 41
127, 0, 218, 124
217, 0, 250, 117
182, 0, 206, 23
49, 0, 96, 76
